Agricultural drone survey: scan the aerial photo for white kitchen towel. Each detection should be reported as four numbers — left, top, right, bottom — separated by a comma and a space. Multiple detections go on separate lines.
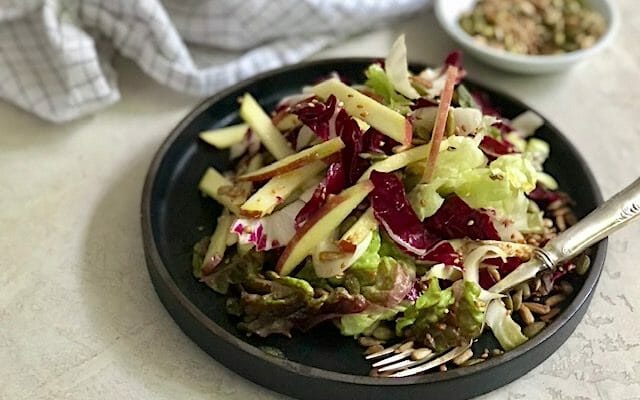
0, 0, 429, 123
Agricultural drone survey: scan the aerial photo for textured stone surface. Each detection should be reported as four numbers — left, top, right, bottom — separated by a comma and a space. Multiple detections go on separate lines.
1, 5, 639, 400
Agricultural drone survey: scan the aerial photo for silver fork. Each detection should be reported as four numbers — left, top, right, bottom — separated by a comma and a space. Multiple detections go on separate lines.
367, 340, 473, 377
367, 177, 640, 377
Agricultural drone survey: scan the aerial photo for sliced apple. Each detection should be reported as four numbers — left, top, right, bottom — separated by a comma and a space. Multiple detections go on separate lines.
276, 180, 375, 276
240, 161, 326, 217
310, 79, 412, 146
312, 231, 374, 278
275, 113, 300, 132
338, 207, 378, 252
358, 143, 431, 182
198, 167, 241, 215
354, 117, 370, 132
201, 211, 235, 276
199, 123, 248, 149
237, 137, 345, 182
240, 93, 294, 160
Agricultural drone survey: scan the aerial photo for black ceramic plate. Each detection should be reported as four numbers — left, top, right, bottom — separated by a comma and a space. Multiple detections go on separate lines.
141, 59, 606, 400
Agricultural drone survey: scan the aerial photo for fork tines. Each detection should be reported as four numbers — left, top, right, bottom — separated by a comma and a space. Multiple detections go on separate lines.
367, 340, 473, 377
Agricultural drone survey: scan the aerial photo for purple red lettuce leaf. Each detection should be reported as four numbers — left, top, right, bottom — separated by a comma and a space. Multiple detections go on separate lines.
424, 195, 500, 241
479, 135, 518, 160
363, 127, 401, 154
294, 162, 345, 228
291, 95, 339, 141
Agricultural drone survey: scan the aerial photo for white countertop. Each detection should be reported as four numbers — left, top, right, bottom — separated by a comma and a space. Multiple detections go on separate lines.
2, 5, 639, 400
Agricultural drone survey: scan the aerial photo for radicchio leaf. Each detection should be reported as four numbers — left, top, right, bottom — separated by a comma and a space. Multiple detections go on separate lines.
418, 241, 462, 266
370, 171, 462, 264
471, 90, 501, 117
479, 135, 518, 160
363, 127, 400, 154
443, 50, 466, 82
294, 162, 345, 228
337, 110, 369, 184
410, 98, 438, 110
424, 195, 500, 241
527, 183, 566, 207
232, 200, 304, 251
369, 171, 439, 256
291, 95, 339, 141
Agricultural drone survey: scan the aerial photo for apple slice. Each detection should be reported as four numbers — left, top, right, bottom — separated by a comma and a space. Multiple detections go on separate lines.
276, 180, 375, 276
198, 167, 242, 215
310, 79, 412, 147
240, 93, 294, 160
274, 113, 300, 132
237, 137, 345, 182
338, 207, 378, 252
199, 123, 248, 149
240, 161, 326, 217
358, 143, 431, 182
200, 211, 235, 276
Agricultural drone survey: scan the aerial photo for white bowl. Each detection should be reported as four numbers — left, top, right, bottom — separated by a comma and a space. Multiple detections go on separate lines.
434, 0, 620, 74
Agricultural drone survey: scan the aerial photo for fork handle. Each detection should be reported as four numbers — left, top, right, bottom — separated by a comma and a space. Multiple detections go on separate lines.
538, 177, 640, 268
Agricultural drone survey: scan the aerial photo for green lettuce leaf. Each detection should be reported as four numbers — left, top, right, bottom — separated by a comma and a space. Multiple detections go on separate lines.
489, 154, 537, 193
485, 300, 528, 351
397, 279, 487, 352
364, 64, 412, 114
395, 277, 454, 336
350, 230, 381, 271
359, 257, 415, 307
339, 307, 402, 337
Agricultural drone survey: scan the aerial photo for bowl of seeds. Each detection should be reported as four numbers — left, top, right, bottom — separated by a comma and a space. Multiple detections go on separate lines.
434, 0, 619, 74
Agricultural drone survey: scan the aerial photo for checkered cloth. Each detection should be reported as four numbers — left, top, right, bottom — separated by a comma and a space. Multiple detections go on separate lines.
0, 0, 429, 122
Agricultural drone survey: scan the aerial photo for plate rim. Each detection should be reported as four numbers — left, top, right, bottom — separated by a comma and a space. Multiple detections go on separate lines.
141, 57, 606, 387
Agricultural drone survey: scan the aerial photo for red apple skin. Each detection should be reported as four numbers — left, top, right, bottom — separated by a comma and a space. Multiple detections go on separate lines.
237, 154, 318, 182
237, 138, 344, 182
275, 181, 374, 275
404, 118, 413, 147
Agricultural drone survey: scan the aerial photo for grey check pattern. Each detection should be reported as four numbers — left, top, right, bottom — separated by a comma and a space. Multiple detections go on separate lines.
0, 0, 429, 122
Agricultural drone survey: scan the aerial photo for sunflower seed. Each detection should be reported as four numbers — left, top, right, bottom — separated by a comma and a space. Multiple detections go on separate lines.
398, 341, 415, 352
519, 282, 531, 299
453, 349, 474, 366
373, 326, 394, 341
523, 302, 551, 315
560, 281, 574, 295
545, 294, 566, 308
411, 348, 433, 361
523, 321, 546, 338
359, 337, 382, 347
463, 358, 486, 367
488, 266, 501, 283
504, 295, 514, 310
512, 289, 523, 311
576, 254, 591, 276
540, 307, 561, 322
364, 344, 385, 355
519, 305, 536, 325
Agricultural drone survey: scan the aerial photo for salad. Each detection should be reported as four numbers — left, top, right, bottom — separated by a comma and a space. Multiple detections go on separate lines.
192, 35, 587, 371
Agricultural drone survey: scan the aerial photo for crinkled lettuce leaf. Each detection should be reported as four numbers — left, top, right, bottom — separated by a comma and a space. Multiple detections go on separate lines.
485, 300, 528, 351
339, 307, 403, 337
364, 64, 412, 114
396, 277, 454, 336
397, 279, 487, 352
489, 154, 537, 193
359, 257, 415, 307
350, 229, 381, 270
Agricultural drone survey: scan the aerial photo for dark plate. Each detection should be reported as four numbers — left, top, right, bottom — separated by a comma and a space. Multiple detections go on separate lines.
141, 59, 606, 400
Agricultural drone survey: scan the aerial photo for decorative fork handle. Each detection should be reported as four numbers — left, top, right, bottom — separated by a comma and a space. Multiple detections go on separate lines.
536, 177, 640, 269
